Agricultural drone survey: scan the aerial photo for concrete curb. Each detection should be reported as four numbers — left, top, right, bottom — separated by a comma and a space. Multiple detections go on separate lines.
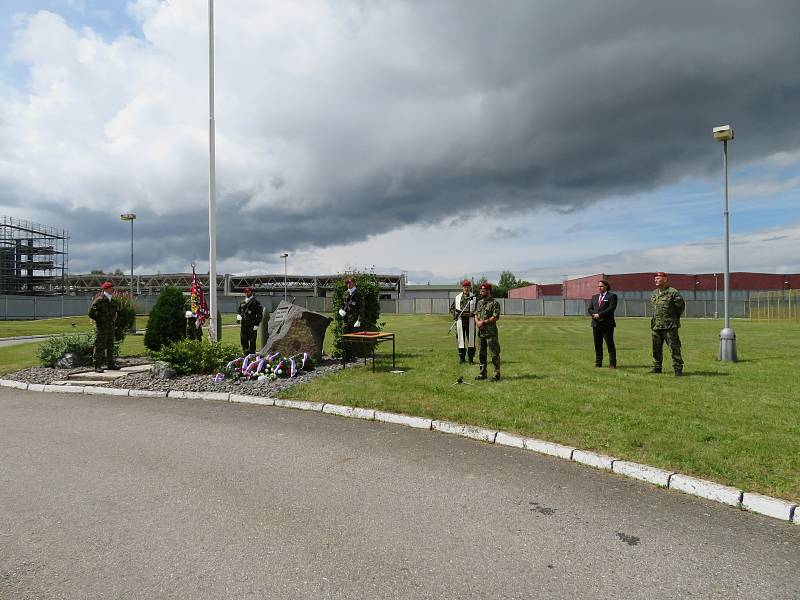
3, 377, 798, 526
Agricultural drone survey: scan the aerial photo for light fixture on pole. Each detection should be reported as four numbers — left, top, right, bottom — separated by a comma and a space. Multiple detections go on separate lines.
280, 253, 289, 301
713, 124, 736, 361
120, 213, 136, 333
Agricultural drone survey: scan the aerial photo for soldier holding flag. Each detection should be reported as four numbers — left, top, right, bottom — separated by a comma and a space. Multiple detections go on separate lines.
450, 279, 477, 363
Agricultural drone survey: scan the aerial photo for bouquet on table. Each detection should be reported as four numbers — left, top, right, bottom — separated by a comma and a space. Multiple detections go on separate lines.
215, 351, 314, 383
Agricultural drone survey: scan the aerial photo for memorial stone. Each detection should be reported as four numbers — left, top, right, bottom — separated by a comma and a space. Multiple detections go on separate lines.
260, 301, 331, 361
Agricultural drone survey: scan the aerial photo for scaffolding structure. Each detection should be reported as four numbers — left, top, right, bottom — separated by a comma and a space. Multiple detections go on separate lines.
0, 216, 69, 295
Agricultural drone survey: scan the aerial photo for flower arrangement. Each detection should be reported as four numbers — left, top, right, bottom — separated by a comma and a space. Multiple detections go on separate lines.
218, 351, 315, 383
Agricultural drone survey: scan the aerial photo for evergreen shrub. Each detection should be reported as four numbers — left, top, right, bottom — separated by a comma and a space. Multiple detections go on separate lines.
112, 294, 138, 341
150, 339, 241, 375
35, 332, 120, 367
331, 273, 382, 358
144, 286, 187, 351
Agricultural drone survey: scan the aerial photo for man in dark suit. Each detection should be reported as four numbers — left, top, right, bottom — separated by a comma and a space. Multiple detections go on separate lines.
587, 279, 617, 368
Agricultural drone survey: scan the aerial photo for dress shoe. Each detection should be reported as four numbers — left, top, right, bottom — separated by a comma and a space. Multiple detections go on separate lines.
608, 365, 617, 369
594, 363, 602, 368
106, 364, 121, 370
94, 367, 104, 373
674, 369, 683, 377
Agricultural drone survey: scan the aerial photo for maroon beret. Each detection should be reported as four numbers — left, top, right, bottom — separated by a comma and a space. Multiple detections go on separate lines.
101, 281, 114, 290
461, 279, 472, 287
244, 287, 254, 293
654, 271, 667, 277
479, 282, 492, 290
346, 277, 355, 285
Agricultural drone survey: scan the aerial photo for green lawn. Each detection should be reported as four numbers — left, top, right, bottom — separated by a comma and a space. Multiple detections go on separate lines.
287, 315, 800, 503
3, 313, 798, 503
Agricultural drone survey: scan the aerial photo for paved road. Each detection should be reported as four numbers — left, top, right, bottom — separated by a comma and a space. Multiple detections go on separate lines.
1, 388, 798, 599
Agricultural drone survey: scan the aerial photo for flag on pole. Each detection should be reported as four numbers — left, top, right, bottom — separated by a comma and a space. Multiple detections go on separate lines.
190, 266, 210, 327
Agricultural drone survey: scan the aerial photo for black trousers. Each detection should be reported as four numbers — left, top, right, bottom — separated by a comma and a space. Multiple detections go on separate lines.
592, 326, 616, 366
241, 326, 258, 355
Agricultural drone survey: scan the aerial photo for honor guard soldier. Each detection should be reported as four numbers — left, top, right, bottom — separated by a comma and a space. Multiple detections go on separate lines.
237, 287, 263, 355
474, 282, 501, 381
450, 279, 477, 363
338, 277, 364, 334
185, 298, 202, 341
650, 272, 686, 376
88, 281, 119, 372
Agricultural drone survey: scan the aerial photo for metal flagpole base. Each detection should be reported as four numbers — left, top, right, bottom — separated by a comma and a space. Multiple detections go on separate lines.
718, 327, 737, 362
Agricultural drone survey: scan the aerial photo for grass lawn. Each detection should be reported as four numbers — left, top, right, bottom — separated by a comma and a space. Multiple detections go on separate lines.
287, 314, 800, 503
2, 313, 798, 503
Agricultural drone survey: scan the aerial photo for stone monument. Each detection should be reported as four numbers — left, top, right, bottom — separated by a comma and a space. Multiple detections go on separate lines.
260, 301, 332, 361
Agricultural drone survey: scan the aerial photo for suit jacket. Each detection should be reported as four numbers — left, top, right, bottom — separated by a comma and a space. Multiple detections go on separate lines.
587, 292, 617, 328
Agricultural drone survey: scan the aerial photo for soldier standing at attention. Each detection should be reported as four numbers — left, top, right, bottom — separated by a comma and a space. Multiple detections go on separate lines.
474, 282, 501, 381
185, 299, 202, 341
450, 279, 477, 363
338, 277, 363, 334
650, 271, 686, 376
88, 281, 118, 373
237, 287, 263, 355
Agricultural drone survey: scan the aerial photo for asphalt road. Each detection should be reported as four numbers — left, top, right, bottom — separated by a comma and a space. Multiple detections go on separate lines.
1, 388, 798, 599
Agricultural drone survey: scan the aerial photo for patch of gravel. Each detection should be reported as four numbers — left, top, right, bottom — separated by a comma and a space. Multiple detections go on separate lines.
5, 356, 346, 397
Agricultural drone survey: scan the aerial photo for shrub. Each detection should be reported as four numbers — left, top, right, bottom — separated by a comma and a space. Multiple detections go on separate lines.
112, 294, 138, 341
36, 332, 120, 367
331, 273, 382, 358
144, 286, 186, 351
150, 339, 241, 376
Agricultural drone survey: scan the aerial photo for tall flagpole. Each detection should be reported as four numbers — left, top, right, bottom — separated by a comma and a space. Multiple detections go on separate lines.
207, 0, 218, 341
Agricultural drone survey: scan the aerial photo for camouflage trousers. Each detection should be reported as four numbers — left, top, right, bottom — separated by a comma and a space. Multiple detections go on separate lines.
478, 335, 501, 376
652, 329, 683, 370
94, 327, 115, 368
240, 326, 258, 355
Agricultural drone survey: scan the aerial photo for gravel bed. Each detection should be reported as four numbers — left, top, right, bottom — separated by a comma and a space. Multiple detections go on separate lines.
5, 357, 346, 397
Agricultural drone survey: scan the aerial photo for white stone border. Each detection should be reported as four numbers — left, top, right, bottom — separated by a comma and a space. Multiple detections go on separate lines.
3, 377, 798, 525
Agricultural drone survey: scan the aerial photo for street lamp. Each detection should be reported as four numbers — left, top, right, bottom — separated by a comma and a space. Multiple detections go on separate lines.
280, 253, 289, 301
713, 124, 736, 361
120, 213, 136, 333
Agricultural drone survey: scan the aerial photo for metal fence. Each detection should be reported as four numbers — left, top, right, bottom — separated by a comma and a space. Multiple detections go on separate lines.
749, 290, 799, 321
0, 294, 749, 320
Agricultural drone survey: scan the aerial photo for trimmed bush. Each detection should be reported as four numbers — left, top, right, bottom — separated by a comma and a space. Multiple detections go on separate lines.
35, 332, 119, 367
331, 273, 382, 358
112, 294, 138, 341
149, 339, 241, 375
144, 286, 187, 351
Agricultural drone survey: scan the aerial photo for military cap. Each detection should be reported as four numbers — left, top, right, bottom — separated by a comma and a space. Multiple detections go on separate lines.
654, 271, 667, 277
479, 282, 492, 290
461, 279, 472, 287
244, 287, 254, 294
346, 277, 355, 285
101, 281, 114, 290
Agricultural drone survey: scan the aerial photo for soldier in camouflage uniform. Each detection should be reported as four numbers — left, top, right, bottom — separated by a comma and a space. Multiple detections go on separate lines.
88, 281, 118, 372
237, 287, 263, 355
650, 272, 686, 376
474, 282, 501, 381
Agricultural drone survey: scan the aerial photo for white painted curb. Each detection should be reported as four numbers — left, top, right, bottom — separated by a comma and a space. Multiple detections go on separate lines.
128, 389, 168, 398
432, 420, 497, 443
793, 509, 799, 526
374, 411, 432, 429
323, 404, 375, 420
572, 450, 616, 471
42, 384, 85, 394
229, 394, 275, 406
274, 399, 324, 412
613, 460, 673, 487
524, 439, 575, 460
668, 474, 742, 507
27, 383, 45, 392
0, 379, 28, 390
83, 386, 129, 396
742, 492, 798, 521
495, 432, 526, 448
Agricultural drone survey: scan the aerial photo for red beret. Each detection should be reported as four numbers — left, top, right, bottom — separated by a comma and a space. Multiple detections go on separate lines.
461, 279, 472, 287
244, 287, 254, 293
346, 277, 355, 285
654, 272, 667, 277
479, 282, 492, 290
101, 282, 114, 290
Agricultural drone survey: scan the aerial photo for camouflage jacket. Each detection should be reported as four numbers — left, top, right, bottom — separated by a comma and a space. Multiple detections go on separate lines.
475, 296, 501, 338
88, 294, 117, 329
238, 297, 264, 328
650, 286, 685, 330
450, 292, 476, 319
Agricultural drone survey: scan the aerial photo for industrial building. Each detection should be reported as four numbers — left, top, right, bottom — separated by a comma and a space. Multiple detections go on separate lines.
0, 216, 69, 295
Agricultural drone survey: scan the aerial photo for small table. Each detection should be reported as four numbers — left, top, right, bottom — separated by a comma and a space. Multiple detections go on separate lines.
341, 332, 396, 372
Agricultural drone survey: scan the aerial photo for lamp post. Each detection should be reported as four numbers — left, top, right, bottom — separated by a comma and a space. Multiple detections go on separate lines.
713, 124, 736, 361
120, 213, 136, 333
280, 253, 289, 301
713, 272, 718, 319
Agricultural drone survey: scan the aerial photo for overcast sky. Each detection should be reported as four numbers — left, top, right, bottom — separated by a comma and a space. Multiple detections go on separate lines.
1, 0, 799, 284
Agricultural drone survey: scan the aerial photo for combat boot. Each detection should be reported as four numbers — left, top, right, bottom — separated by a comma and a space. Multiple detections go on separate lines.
674, 369, 683, 377
475, 374, 487, 380
649, 367, 662, 374
492, 373, 501, 382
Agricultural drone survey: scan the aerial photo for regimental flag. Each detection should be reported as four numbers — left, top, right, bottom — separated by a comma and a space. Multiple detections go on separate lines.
190, 267, 210, 327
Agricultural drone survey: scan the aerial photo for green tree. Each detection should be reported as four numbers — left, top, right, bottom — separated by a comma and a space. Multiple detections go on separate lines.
112, 294, 138, 342
144, 286, 186, 351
